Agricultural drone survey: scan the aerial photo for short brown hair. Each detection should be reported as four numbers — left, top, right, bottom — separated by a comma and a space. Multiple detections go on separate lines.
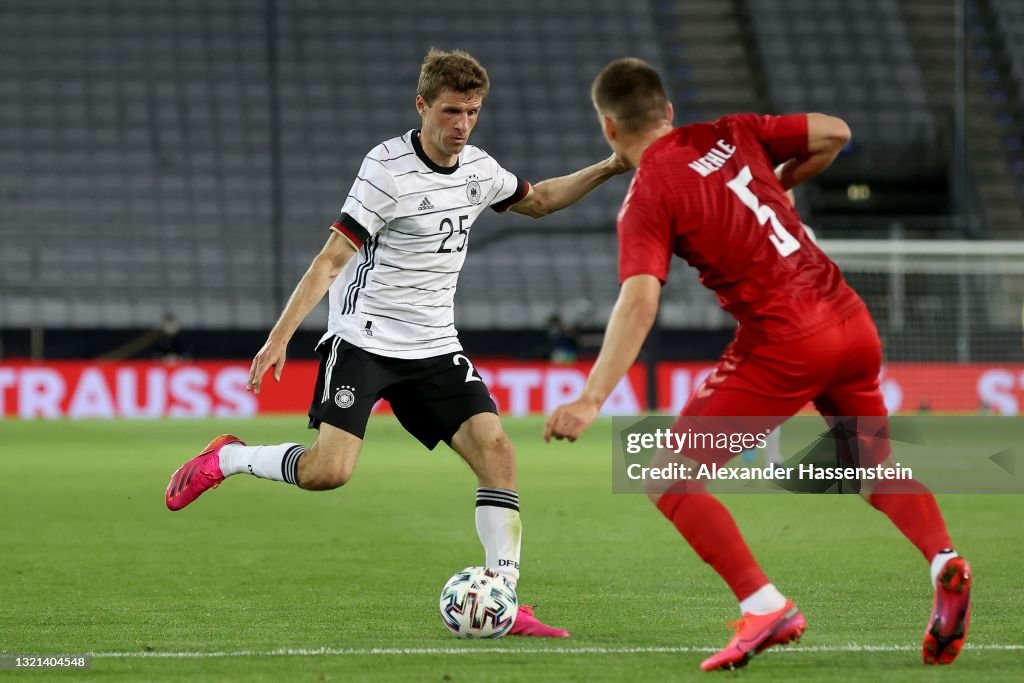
417, 48, 490, 103
591, 58, 669, 133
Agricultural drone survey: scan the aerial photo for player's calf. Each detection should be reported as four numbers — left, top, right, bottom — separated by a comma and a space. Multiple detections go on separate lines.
165, 425, 364, 509
475, 433, 517, 490
451, 413, 517, 490
295, 445, 356, 490
452, 414, 523, 589
166, 438, 311, 510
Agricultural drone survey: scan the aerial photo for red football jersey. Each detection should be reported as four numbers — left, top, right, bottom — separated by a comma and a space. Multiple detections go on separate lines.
618, 113, 865, 345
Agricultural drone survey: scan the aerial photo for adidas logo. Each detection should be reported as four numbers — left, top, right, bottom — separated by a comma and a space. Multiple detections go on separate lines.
418, 196, 434, 211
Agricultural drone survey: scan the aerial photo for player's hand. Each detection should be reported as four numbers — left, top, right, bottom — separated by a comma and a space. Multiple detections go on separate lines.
247, 337, 288, 394
544, 398, 601, 443
606, 152, 632, 175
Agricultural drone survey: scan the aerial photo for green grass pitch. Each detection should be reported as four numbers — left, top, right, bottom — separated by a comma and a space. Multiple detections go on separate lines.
1, 416, 1021, 681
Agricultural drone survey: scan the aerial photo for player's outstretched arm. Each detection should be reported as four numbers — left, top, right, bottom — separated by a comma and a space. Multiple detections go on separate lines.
544, 274, 661, 443
509, 153, 629, 218
775, 113, 851, 191
247, 232, 357, 394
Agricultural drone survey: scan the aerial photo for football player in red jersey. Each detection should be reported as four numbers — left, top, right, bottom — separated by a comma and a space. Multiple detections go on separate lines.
544, 58, 970, 671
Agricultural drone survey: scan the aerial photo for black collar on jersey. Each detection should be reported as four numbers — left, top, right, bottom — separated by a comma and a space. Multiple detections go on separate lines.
412, 130, 459, 175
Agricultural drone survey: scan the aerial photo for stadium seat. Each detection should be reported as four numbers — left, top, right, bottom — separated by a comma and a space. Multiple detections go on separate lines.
749, 0, 936, 150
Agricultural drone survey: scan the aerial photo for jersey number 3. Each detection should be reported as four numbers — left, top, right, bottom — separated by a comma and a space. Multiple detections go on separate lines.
726, 166, 801, 257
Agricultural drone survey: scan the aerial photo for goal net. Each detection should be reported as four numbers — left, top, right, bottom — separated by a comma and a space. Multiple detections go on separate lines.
812, 240, 1024, 414
659, 239, 1024, 414
824, 240, 1024, 363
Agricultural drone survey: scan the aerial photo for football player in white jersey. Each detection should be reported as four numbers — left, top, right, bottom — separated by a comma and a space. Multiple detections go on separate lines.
165, 48, 627, 637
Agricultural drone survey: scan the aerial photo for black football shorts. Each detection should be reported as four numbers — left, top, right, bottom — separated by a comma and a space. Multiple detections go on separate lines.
308, 336, 498, 449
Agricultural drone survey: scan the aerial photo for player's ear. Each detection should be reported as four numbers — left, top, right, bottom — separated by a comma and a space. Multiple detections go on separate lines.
665, 101, 674, 124
601, 114, 617, 142
415, 95, 428, 117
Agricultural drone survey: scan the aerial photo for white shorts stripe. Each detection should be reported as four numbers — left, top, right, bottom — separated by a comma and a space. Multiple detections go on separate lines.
321, 336, 341, 404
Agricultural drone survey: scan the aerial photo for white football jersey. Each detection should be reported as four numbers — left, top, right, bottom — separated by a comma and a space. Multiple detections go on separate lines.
322, 129, 529, 358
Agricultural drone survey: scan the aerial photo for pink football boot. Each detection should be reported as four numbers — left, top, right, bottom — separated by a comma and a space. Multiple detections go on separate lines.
165, 434, 243, 511
700, 601, 806, 672
923, 556, 972, 665
508, 605, 571, 638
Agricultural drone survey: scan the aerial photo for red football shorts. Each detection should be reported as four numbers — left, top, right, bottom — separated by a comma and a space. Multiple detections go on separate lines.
676, 307, 890, 466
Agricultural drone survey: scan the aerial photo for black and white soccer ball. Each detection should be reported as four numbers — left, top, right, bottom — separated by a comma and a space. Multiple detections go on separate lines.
439, 566, 518, 638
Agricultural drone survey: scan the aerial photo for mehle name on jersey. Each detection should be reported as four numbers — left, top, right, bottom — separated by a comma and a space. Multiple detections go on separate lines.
688, 139, 738, 177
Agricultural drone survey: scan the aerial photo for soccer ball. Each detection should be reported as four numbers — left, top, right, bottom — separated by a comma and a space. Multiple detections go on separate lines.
439, 566, 518, 638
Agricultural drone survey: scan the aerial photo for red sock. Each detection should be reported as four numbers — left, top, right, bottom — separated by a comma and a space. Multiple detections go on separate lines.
656, 484, 769, 602
869, 479, 952, 560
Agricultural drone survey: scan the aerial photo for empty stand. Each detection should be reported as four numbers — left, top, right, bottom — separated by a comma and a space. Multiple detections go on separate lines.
748, 0, 937, 151
0, 0, 662, 332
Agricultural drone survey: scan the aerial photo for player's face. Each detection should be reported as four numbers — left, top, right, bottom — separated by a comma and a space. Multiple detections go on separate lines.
417, 89, 483, 161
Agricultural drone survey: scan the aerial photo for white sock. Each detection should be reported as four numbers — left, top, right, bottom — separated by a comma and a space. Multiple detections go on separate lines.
763, 427, 783, 467
739, 583, 788, 615
475, 488, 522, 588
930, 549, 958, 588
220, 443, 306, 485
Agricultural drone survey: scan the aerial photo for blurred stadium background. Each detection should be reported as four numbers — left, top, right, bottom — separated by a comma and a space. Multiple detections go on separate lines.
2, 0, 1024, 417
